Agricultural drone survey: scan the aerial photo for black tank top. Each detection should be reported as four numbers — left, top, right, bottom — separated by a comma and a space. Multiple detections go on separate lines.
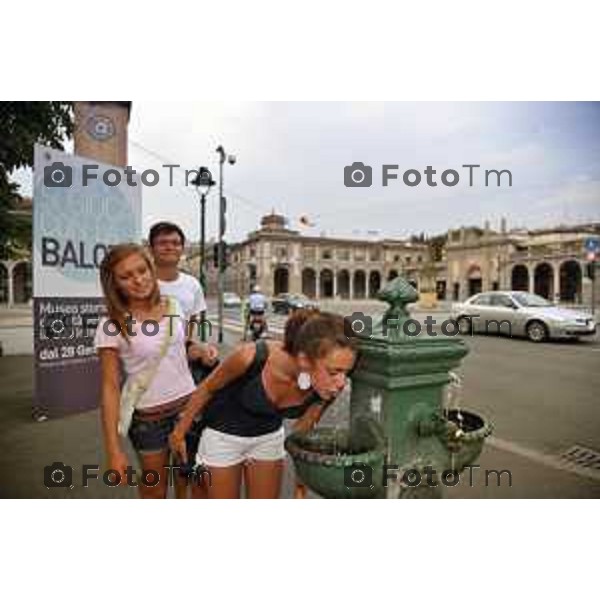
202, 341, 325, 437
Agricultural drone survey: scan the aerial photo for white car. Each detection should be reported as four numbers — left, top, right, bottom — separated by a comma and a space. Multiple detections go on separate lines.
223, 292, 242, 308
451, 291, 597, 342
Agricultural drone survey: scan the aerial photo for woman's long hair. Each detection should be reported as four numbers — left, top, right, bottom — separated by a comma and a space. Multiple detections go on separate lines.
99, 244, 161, 342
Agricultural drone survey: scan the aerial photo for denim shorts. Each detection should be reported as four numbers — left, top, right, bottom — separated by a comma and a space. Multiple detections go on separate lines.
128, 401, 204, 457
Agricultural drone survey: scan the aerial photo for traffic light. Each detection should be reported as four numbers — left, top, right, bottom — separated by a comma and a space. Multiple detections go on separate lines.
221, 241, 229, 272
213, 241, 229, 271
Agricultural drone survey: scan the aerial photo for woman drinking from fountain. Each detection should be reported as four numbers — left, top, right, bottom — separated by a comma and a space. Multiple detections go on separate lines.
169, 309, 357, 499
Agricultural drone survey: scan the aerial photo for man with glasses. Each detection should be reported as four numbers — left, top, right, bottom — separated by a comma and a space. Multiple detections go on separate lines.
148, 221, 219, 499
149, 221, 218, 374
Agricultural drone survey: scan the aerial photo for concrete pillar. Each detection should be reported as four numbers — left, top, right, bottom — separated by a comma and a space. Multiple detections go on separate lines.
529, 265, 535, 294
316, 272, 321, 300
349, 271, 354, 300
289, 264, 300, 295
7, 263, 14, 308
553, 262, 561, 303
582, 278, 592, 308
333, 270, 338, 299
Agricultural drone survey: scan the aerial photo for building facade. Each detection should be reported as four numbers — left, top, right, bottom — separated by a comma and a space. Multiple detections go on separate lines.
4, 207, 598, 308
191, 212, 600, 307
445, 220, 600, 304
191, 213, 430, 301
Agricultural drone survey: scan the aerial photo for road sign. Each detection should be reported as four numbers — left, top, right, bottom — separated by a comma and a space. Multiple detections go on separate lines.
584, 238, 600, 253
587, 251, 597, 261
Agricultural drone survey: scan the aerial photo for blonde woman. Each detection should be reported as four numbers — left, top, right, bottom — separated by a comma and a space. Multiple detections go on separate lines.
94, 243, 201, 499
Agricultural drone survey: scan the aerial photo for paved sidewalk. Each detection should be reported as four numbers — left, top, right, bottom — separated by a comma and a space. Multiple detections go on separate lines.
2, 351, 599, 498
0, 306, 33, 328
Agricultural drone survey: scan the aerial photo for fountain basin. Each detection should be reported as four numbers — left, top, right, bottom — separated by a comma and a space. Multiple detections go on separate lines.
285, 427, 386, 499
443, 409, 492, 472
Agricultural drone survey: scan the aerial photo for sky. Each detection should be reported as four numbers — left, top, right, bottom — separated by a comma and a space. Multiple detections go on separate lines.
13, 101, 600, 244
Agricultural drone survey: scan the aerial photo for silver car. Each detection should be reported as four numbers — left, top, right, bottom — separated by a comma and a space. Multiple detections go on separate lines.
451, 291, 597, 342
223, 292, 242, 308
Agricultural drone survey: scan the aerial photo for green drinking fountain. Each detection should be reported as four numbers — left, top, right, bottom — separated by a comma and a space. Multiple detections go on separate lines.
285, 276, 492, 498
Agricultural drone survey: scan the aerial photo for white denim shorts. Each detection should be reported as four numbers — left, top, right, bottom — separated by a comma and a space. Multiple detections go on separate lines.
196, 426, 286, 468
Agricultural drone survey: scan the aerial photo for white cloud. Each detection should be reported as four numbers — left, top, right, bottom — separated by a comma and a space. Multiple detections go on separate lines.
12, 102, 600, 242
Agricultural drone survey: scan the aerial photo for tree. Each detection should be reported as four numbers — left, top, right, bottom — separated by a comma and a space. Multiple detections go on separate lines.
428, 233, 447, 262
0, 102, 73, 259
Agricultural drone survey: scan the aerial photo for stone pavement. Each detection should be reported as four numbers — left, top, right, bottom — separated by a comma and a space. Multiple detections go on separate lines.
0, 305, 32, 327
2, 346, 600, 498
2, 301, 600, 499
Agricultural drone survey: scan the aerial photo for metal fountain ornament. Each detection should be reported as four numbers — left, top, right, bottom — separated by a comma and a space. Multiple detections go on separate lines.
285, 276, 492, 498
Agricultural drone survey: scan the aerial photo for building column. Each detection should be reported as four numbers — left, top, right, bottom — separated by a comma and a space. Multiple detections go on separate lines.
333, 270, 338, 299
7, 263, 15, 308
349, 271, 354, 300
553, 262, 561, 303
315, 272, 321, 300
529, 264, 535, 294
289, 263, 299, 295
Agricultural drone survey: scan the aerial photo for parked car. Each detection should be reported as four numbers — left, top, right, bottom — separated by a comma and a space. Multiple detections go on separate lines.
223, 292, 242, 308
271, 293, 318, 315
451, 291, 596, 342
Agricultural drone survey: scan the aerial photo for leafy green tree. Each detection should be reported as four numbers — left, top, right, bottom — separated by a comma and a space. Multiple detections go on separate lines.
0, 102, 73, 259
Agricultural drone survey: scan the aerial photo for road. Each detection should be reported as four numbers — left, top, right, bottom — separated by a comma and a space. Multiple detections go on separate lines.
213, 303, 600, 495
1, 301, 599, 497
215, 303, 600, 458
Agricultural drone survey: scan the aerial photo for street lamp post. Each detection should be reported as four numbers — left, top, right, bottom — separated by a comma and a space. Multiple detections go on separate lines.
191, 166, 215, 342
216, 145, 236, 344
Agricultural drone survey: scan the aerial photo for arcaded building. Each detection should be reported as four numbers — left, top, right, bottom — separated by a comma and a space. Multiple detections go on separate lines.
3, 207, 599, 308
193, 213, 599, 307
196, 213, 429, 301
445, 220, 600, 304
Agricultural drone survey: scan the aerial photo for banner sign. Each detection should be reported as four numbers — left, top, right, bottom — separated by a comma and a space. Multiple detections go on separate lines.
33, 144, 141, 416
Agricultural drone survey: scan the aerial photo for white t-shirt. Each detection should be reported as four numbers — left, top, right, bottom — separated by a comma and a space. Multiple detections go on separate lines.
94, 298, 196, 409
158, 272, 206, 322
249, 292, 267, 311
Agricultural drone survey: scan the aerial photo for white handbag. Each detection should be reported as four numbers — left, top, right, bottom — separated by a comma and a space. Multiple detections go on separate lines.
118, 297, 178, 436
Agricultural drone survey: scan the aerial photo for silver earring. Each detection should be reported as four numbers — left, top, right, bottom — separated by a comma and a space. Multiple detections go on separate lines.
297, 372, 312, 390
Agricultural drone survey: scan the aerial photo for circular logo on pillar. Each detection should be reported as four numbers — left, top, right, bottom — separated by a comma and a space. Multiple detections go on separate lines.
85, 115, 115, 141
